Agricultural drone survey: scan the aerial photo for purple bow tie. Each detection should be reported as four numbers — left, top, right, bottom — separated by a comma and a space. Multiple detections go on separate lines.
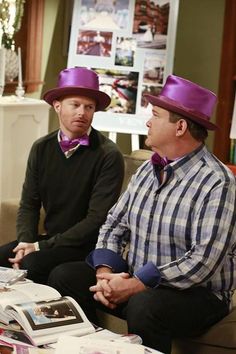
151, 153, 171, 168
59, 135, 89, 153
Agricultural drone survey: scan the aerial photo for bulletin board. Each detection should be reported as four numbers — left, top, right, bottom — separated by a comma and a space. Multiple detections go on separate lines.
67, 0, 179, 138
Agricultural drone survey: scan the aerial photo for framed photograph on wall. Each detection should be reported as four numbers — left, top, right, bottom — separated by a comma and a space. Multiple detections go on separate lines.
68, 0, 179, 137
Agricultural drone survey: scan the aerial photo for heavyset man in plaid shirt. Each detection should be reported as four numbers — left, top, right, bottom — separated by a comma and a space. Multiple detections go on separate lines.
49, 75, 236, 354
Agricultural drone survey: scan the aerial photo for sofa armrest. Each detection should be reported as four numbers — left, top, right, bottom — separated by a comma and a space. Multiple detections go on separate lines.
0, 199, 45, 246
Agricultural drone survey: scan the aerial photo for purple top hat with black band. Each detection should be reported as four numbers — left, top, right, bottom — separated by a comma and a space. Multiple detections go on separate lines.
144, 75, 217, 130
43, 67, 111, 111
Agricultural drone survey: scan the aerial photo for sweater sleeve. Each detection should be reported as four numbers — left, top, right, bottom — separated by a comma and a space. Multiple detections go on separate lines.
16, 142, 41, 243
38, 147, 124, 249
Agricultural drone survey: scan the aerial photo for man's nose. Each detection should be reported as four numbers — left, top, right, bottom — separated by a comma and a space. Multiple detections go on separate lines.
146, 119, 151, 127
77, 105, 85, 115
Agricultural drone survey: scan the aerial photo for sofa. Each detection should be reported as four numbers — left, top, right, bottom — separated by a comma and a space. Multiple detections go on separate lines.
0, 149, 236, 354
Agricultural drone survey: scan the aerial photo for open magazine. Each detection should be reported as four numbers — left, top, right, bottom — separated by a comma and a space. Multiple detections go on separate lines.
0, 281, 61, 325
0, 282, 95, 346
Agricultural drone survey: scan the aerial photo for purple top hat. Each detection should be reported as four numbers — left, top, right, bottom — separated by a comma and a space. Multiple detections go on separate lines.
43, 67, 111, 111
144, 75, 217, 130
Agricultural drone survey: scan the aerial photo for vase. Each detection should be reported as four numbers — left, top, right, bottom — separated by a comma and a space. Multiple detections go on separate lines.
5, 49, 18, 82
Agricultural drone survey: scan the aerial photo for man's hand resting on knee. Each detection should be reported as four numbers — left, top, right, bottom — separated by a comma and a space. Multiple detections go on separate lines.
90, 270, 146, 309
8, 242, 36, 269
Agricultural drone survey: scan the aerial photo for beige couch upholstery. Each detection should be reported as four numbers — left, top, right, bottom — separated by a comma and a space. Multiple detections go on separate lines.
0, 149, 236, 354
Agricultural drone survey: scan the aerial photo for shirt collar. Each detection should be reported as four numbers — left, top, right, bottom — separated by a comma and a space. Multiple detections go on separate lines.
57, 127, 91, 158
163, 144, 207, 179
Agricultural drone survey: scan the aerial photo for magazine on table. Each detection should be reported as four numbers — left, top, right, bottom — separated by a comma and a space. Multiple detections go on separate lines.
83, 327, 143, 344
53, 333, 163, 354
0, 338, 54, 353
0, 282, 95, 346
0, 323, 34, 346
55, 335, 145, 354
0, 266, 27, 287
0, 281, 60, 325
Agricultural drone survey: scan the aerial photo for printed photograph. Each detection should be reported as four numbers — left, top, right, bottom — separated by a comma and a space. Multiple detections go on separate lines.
77, 30, 112, 57
115, 37, 136, 67
20, 297, 83, 330
143, 51, 165, 84
93, 68, 139, 114
138, 84, 162, 115
79, 0, 129, 30
141, 84, 162, 106
132, 0, 170, 49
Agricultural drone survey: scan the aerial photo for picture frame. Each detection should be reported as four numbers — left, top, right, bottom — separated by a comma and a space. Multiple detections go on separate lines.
68, 0, 179, 138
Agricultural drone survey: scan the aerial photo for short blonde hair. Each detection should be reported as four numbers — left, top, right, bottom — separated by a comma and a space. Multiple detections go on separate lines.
169, 112, 208, 142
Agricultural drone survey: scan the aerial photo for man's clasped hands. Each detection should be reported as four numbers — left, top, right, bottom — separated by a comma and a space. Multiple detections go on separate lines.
90, 267, 146, 309
8, 242, 36, 269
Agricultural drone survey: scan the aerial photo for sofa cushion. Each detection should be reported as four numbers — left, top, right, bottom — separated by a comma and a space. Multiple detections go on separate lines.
122, 150, 152, 192
189, 306, 236, 348
0, 199, 45, 245
0, 199, 19, 245
173, 293, 236, 350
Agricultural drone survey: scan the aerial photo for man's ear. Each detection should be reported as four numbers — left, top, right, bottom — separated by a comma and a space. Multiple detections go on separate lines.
53, 100, 61, 113
176, 119, 188, 137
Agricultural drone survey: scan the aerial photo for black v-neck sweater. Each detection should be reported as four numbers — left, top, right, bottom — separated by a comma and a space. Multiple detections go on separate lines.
16, 128, 124, 249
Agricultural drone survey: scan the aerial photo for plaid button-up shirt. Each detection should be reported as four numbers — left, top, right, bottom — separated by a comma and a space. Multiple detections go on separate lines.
92, 145, 236, 304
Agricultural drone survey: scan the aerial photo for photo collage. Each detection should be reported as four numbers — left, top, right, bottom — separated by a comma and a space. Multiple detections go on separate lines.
68, 0, 179, 134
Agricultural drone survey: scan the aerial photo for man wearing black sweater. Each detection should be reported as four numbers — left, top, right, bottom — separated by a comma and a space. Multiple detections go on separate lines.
0, 67, 124, 283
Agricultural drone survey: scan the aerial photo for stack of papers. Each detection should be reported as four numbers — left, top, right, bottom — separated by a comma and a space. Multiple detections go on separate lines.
0, 266, 27, 286
55, 336, 145, 354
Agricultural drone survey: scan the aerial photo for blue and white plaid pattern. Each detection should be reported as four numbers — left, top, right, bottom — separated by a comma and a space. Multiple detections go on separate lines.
97, 145, 236, 303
